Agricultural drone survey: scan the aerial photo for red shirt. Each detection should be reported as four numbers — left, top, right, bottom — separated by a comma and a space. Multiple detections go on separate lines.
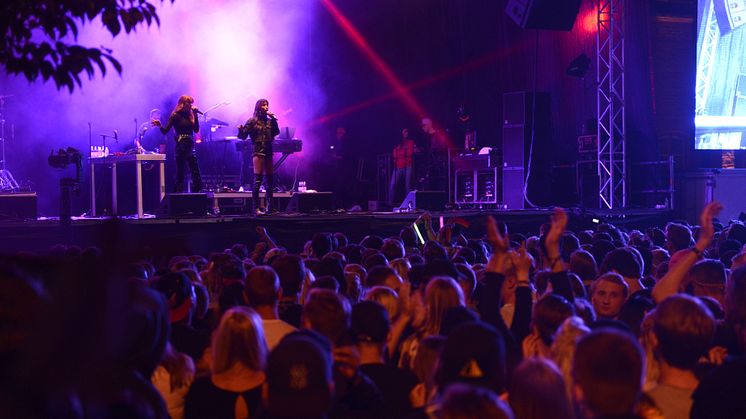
393, 139, 415, 169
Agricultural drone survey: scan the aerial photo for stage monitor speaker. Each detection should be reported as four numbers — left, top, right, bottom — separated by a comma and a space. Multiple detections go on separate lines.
502, 92, 552, 207
505, 0, 582, 31
502, 168, 525, 210
396, 191, 447, 212
159, 193, 208, 217
0, 193, 37, 220
286, 192, 334, 213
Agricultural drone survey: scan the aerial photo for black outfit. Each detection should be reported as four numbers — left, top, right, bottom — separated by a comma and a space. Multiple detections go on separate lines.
184, 376, 264, 419
169, 322, 211, 364
278, 300, 303, 328
237, 115, 280, 212
358, 363, 417, 419
160, 110, 202, 192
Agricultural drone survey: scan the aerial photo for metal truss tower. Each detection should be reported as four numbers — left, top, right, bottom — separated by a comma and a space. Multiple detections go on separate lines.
597, 0, 626, 209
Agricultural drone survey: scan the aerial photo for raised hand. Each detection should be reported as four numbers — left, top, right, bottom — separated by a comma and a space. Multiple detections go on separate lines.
545, 207, 568, 250
696, 201, 723, 252
544, 207, 568, 271
486, 215, 509, 274
509, 242, 532, 282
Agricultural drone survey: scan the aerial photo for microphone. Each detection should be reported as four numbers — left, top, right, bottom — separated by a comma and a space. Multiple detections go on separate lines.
193, 108, 204, 115
114, 130, 119, 143
267, 112, 277, 120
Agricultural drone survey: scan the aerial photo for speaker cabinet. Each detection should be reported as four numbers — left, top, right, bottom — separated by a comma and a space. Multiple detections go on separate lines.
285, 192, 334, 213
159, 193, 209, 217
395, 191, 447, 212
0, 193, 37, 220
505, 0, 582, 31
502, 92, 552, 208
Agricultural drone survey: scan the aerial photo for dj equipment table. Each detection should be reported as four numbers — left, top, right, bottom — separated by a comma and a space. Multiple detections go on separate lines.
90, 154, 166, 218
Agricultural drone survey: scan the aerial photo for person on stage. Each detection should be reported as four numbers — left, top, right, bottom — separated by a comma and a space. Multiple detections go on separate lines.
135, 108, 166, 154
389, 128, 415, 205
153, 95, 203, 193
237, 98, 280, 215
418, 117, 449, 191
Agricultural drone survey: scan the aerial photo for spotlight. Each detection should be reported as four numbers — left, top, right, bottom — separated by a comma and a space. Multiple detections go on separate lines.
566, 53, 591, 78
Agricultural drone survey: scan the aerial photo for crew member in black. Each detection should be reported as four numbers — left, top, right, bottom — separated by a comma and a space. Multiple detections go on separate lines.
237, 98, 280, 215
153, 95, 202, 193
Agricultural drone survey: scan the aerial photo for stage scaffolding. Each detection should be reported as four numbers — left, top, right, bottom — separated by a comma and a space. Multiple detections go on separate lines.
597, 0, 626, 209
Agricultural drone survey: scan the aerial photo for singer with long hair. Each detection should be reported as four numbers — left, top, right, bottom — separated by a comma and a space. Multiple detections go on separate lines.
237, 98, 279, 214
154, 95, 202, 193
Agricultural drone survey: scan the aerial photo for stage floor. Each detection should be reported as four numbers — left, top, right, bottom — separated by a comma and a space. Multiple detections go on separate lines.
0, 208, 674, 261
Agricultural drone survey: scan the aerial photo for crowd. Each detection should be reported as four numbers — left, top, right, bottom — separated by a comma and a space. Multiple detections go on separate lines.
1, 201, 746, 419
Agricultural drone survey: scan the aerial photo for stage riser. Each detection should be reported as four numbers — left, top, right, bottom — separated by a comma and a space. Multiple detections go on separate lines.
0, 210, 674, 261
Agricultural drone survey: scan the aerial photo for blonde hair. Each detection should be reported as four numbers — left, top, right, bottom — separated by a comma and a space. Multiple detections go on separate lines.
639, 311, 659, 391
549, 316, 590, 402
365, 286, 400, 320
211, 306, 267, 374
389, 258, 411, 282
424, 276, 464, 335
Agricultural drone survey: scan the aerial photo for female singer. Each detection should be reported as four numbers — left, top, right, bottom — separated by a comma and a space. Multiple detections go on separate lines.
237, 99, 280, 214
154, 95, 202, 193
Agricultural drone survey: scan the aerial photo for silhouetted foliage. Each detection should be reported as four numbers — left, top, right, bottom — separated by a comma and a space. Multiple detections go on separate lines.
1, 0, 174, 92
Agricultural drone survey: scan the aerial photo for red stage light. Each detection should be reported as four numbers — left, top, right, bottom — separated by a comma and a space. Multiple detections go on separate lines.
320, 0, 427, 119
579, 8, 598, 34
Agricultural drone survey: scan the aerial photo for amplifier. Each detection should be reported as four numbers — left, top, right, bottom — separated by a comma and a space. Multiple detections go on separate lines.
453, 154, 494, 171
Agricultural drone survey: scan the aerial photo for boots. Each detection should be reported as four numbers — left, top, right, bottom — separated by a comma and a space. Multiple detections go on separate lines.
265, 174, 276, 213
252, 174, 264, 215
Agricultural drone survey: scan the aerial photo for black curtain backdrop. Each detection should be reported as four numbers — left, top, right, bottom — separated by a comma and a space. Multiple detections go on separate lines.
307, 0, 661, 206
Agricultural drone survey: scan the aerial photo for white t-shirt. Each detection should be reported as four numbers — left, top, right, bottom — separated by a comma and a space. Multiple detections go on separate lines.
262, 318, 297, 351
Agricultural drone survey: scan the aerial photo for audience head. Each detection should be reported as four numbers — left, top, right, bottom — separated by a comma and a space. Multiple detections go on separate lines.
423, 241, 448, 263
302, 289, 351, 347
572, 328, 644, 418
360, 234, 384, 250
687, 259, 727, 305
244, 265, 280, 308
437, 321, 507, 394
365, 265, 402, 291
533, 294, 575, 347
509, 358, 573, 419
350, 300, 390, 347
652, 294, 715, 370
425, 276, 465, 335
150, 271, 194, 324
590, 273, 628, 319
399, 226, 418, 248
569, 250, 598, 284
211, 306, 267, 374
439, 383, 514, 419
599, 247, 642, 279
665, 223, 693, 253
272, 255, 305, 299
311, 232, 334, 258
364, 286, 400, 320
266, 332, 333, 417
381, 238, 405, 261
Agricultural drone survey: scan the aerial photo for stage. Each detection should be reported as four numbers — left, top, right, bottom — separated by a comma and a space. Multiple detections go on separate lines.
0, 207, 673, 262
